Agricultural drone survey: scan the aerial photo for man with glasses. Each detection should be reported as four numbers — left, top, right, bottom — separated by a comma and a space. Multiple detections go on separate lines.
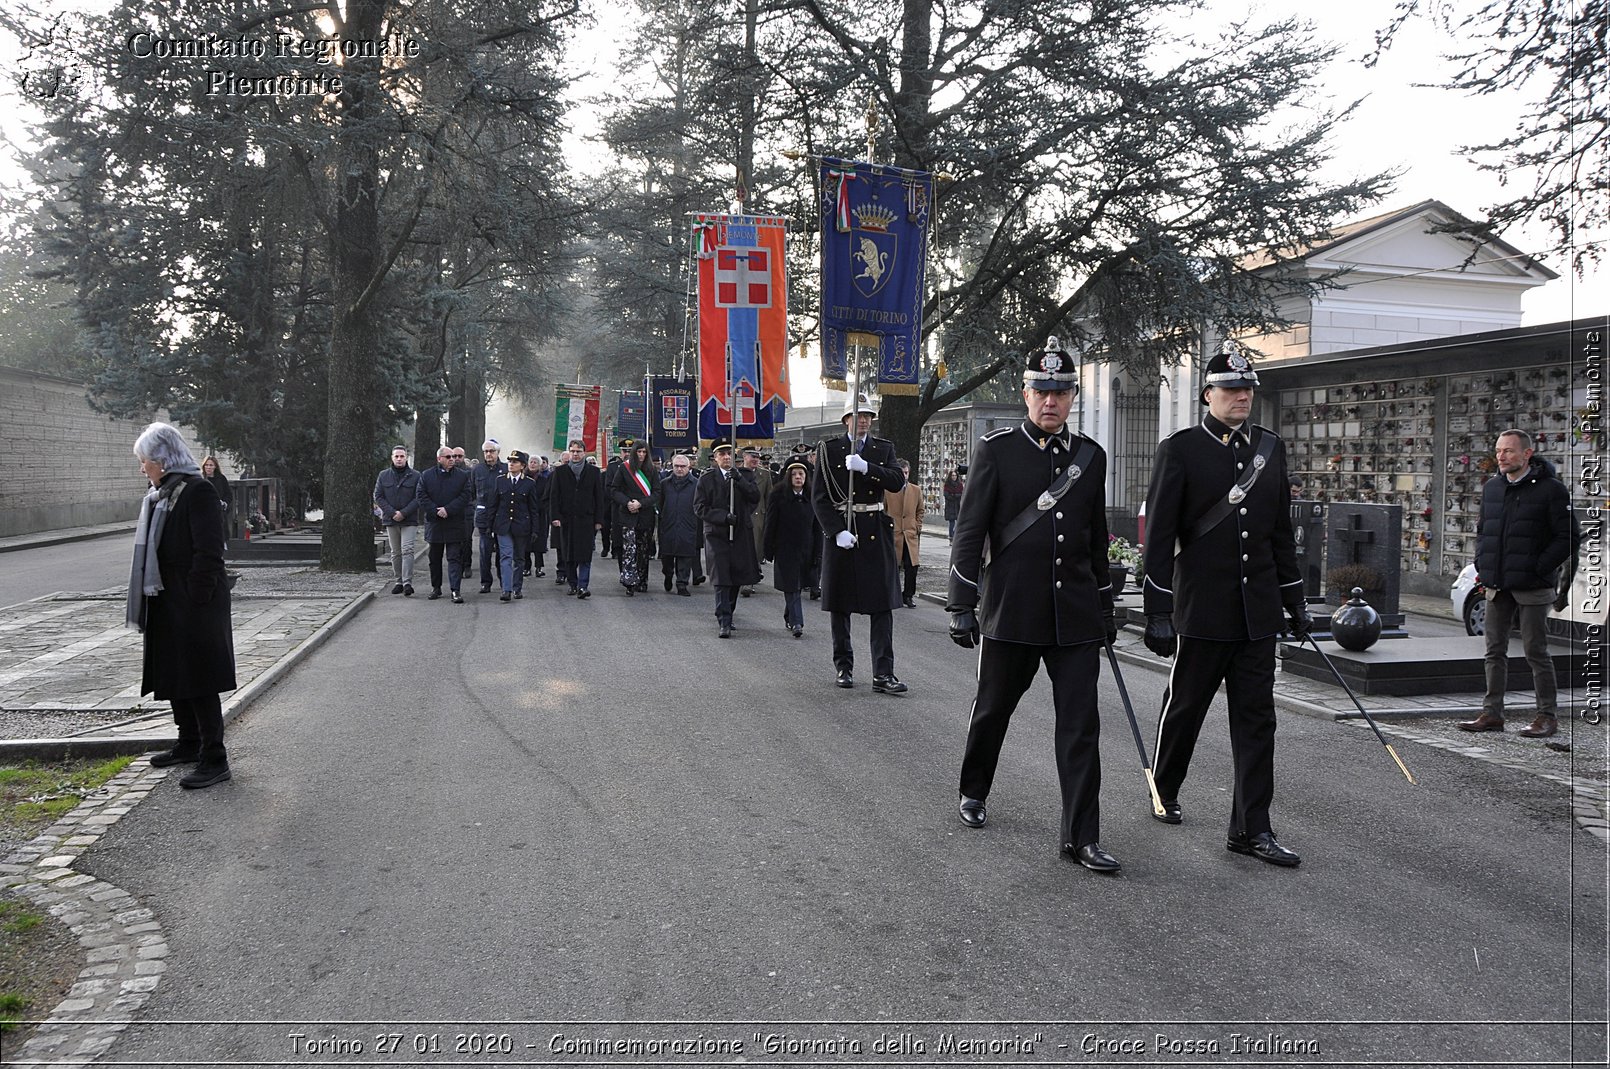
449, 447, 474, 578
655, 451, 701, 596
416, 446, 474, 603
472, 439, 508, 595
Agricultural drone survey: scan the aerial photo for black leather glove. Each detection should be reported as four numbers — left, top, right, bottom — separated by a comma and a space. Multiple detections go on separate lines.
1286, 600, 1313, 639
1103, 610, 1118, 645
949, 609, 980, 649
1143, 613, 1177, 658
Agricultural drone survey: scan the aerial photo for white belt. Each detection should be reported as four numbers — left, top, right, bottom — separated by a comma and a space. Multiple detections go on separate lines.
851, 502, 884, 513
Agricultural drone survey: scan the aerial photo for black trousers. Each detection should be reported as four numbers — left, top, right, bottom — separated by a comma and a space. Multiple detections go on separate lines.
428, 540, 465, 592
831, 610, 894, 677
479, 529, 498, 588
713, 584, 738, 626
170, 693, 226, 765
958, 638, 1101, 849
1153, 635, 1278, 837
900, 545, 918, 600
661, 555, 693, 588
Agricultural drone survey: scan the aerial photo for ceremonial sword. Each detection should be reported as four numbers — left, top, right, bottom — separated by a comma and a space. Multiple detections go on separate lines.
1300, 632, 1417, 784
1103, 641, 1167, 816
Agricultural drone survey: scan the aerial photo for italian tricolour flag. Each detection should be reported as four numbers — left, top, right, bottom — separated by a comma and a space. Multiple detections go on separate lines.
553, 384, 601, 452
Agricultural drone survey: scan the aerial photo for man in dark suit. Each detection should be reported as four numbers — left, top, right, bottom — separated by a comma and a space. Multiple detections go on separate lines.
416, 446, 475, 603
811, 395, 906, 693
693, 437, 761, 637
549, 439, 607, 599
1141, 349, 1308, 868
472, 439, 508, 595
947, 338, 1120, 873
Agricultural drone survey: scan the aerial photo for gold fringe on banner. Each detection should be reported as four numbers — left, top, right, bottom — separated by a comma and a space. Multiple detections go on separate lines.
877, 382, 920, 396
846, 331, 881, 348
820, 377, 848, 391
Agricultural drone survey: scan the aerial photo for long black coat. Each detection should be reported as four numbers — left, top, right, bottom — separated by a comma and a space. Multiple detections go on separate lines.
1476, 456, 1574, 592
947, 421, 1112, 645
1142, 415, 1301, 641
416, 464, 474, 543
810, 433, 903, 614
655, 473, 700, 557
765, 485, 822, 594
694, 466, 762, 586
141, 474, 237, 701
549, 462, 606, 562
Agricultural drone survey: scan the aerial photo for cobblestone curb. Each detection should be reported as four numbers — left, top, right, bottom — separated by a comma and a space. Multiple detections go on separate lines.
0, 757, 169, 1065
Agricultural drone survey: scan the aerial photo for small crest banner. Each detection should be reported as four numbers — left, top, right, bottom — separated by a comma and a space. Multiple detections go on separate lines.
616, 390, 647, 441
648, 376, 697, 451
818, 157, 932, 395
553, 384, 601, 453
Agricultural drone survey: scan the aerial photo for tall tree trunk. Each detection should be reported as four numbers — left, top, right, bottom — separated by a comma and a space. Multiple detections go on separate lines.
876, 0, 935, 466
320, 0, 388, 571
413, 409, 441, 464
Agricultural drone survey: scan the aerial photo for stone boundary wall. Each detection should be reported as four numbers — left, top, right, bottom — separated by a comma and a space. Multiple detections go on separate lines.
0, 367, 221, 538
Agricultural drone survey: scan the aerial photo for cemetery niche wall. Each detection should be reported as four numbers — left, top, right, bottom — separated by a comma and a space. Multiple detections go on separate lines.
1258, 316, 1605, 597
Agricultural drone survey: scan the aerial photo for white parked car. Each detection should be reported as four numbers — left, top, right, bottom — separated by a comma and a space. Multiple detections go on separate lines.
1450, 563, 1485, 635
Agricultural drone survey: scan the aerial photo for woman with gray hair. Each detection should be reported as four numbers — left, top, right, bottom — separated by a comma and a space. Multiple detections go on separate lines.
127, 422, 237, 788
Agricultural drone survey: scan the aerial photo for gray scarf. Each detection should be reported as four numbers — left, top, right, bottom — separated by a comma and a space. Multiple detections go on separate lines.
126, 467, 199, 631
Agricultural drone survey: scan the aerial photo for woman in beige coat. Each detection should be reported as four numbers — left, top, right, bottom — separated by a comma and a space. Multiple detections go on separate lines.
886, 458, 925, 608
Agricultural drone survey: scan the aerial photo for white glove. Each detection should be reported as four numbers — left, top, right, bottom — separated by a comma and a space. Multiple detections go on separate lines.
844, 453, 869, 474
835, 530, 858, 550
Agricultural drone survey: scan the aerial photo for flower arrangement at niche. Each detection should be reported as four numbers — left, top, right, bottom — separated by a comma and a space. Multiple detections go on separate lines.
1107, 535, 1142, 568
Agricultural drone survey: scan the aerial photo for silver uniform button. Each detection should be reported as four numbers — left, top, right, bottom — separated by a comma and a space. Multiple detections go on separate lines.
1242, 554, 1249, 561
1057, 534, 1064, 542
1055, 558, 1062, 566
1237, 462, 1244, 471
1055, 581, 1062, 589
1242, 577, 1248, 584
1055, 512, 1063, 520
1239, 507, 1248, 515
1055, 467, 1062, 474
1241, 531, 1249, 539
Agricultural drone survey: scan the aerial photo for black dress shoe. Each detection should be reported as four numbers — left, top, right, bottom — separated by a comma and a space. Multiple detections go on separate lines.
1153, 798, 1183, 825
637, 580, 648, 593
180, 762, 232, 789
534, 569, 545, 579
665, 577, 674, 592
149, 747, 200, 768
513, 591, 523, 599
1227, 830, 1301, 867
500, 591, 512, 602
567, 586, 578, 596
694, 576, 706, 586
480, 584, 492, 594
391, 582, 405, 595
958, 797, 986, 828
902, 596, 915, 608
451, 591, 464, 604
577, 588, 591, 599
428, 589, 443, 600
872, 675, 908, 694
1064, 842, 1121, 873
403, 584, 414, 596
791, 626, 803, 638
677, 586, 691, 597
835, 669, 854, 688
718, 624, 733, 638
809, 589, 821, 600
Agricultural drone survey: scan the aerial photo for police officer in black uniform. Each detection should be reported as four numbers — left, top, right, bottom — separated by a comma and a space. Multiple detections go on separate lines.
487, 450, 540, 601
947, 338, 1120, 874
1141, 349, 1309, 867
811, 395, 906, 693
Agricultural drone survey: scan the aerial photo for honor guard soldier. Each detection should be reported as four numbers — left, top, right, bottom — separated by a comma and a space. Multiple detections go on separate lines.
811, 394, 907, 693
1141, 349, 1309, 867
948, 338, 1121, 873
488, 450, 540, 601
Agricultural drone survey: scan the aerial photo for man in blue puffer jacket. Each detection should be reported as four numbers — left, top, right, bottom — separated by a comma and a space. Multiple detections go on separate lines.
1461, 429, 1577, 739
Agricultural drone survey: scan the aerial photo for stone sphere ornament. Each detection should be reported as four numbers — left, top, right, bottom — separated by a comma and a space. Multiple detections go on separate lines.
1330, 587, 1382, 651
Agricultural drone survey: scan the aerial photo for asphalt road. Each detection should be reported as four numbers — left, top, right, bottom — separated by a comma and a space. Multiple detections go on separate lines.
54, 573, 1610, 1067
0, 531, 133, 608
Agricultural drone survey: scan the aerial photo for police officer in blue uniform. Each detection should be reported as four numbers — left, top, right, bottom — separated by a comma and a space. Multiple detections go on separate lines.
487, 450, 540, 601
947, 338, 1120, 873
1141, 349, 1308, 867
